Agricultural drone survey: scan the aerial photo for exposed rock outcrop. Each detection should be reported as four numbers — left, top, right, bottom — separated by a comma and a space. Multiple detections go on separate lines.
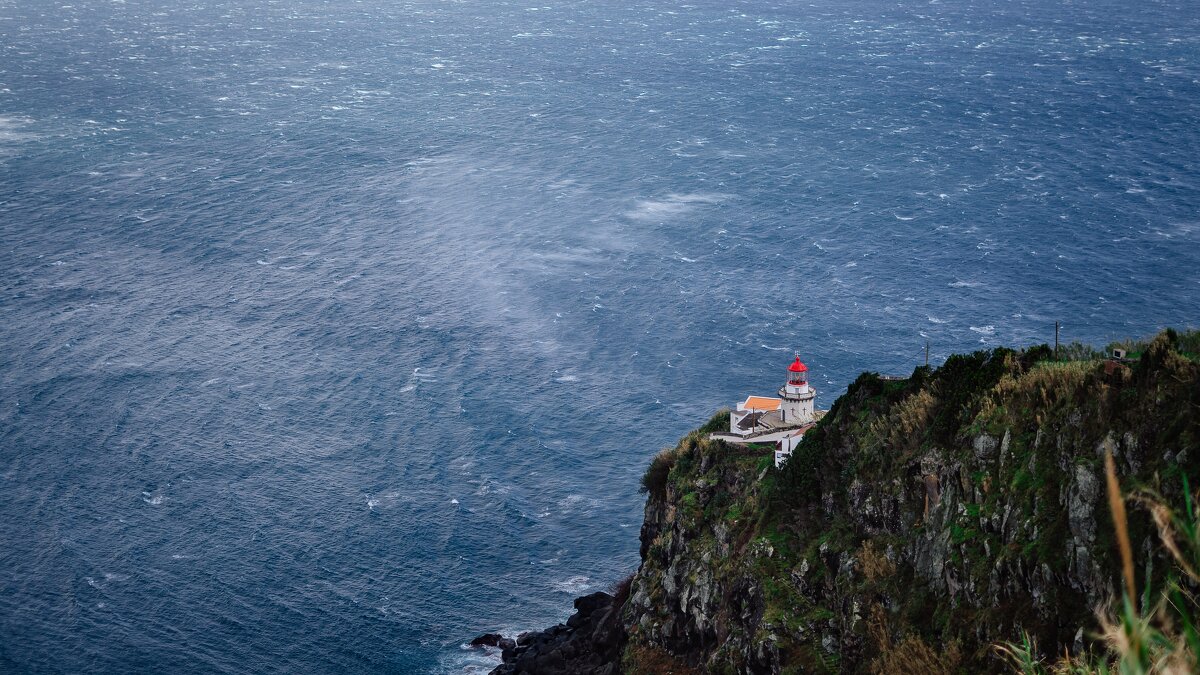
484, 331, 1200, 674
487, 592, 625, 675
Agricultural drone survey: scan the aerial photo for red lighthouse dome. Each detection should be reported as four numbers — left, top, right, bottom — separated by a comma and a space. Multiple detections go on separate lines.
787, 356, 807, 384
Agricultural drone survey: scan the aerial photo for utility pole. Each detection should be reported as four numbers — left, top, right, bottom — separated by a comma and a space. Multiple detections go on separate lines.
1055, 321, 1060, 360
925, 341, 930, 367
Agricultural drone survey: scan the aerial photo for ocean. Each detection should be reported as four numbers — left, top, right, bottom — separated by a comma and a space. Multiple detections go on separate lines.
1, 0, 1198, 671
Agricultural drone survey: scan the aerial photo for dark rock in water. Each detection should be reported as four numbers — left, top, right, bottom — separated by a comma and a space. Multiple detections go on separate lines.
470, 633, 506, 648
470, 632, 517, 662
482, 335, 1200, 673
500, 638, 517, 662
489, 591, 624, 675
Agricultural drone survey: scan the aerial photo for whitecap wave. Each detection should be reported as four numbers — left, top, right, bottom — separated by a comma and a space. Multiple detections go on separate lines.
559, 494, 598, 514
552, 575, 591, 594
626, 192, 729, 221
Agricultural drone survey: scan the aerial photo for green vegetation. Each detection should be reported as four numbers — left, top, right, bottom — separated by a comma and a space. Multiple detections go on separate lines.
995, 471, 1200, 674
1056, 327, 1200, 363
640, 410, 731, 498
622, 329, 1200, 673
641, 447, 677, 497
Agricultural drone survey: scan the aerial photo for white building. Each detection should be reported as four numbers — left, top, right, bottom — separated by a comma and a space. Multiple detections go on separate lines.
774, 428, 807, 469
778, 356, 816, 425
714, 355, 824, 468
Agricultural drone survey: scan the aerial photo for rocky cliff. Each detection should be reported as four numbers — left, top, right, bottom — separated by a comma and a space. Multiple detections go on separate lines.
487, 330, 1200, 674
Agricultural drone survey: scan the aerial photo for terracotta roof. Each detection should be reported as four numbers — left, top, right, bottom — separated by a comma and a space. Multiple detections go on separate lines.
741, 396, 782, 411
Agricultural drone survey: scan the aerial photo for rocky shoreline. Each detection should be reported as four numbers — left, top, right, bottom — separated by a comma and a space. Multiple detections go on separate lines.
469, 333, 1200, 674
474, 590, 625, 675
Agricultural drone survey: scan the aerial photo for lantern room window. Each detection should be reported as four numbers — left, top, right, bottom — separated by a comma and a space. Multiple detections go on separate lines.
787, 356, 808, 385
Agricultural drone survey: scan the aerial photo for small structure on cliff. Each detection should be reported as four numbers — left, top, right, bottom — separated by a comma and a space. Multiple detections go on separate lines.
711, 355, 826, 468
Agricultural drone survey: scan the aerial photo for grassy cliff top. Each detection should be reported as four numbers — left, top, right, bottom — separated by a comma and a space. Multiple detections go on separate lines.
626, 329, 1199, 674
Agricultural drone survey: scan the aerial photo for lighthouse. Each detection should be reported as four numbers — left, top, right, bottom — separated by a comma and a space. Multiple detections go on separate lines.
717, 353, 826, 468
779, 355, 816, 425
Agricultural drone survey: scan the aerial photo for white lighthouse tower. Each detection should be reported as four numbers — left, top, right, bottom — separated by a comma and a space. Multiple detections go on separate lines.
779, 355, 816, 425
715, 353, 826, 468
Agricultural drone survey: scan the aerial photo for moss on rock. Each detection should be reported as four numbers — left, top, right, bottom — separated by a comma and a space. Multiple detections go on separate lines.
619, 330, 1200, 674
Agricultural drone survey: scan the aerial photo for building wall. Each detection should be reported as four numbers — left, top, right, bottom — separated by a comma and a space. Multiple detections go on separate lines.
781, 396, 814, 425
775, 431, 807, 468
730, 409, 749, 435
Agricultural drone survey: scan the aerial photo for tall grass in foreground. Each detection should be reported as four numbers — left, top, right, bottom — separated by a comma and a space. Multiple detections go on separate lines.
995, 452, 1200, 674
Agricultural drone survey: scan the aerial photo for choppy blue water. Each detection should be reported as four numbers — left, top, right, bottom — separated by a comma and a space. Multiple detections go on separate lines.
1, 0, 1198, 671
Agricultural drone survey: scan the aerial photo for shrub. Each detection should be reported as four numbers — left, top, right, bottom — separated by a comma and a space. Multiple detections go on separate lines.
623, 642, 701, 675
859, 540, 896, 584
610, 573, 636, 609
697, 409, 732, 435
641, 448, 676, 496
995, 461, 1200, 674
869, 631, 961, 675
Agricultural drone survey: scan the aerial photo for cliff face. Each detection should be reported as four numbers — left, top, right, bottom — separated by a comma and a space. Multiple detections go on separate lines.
621, 332, 1198, 674
488, 331, 1200, 674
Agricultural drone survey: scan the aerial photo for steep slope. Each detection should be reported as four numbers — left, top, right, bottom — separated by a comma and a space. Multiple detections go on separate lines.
488, 330, 1200, 674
